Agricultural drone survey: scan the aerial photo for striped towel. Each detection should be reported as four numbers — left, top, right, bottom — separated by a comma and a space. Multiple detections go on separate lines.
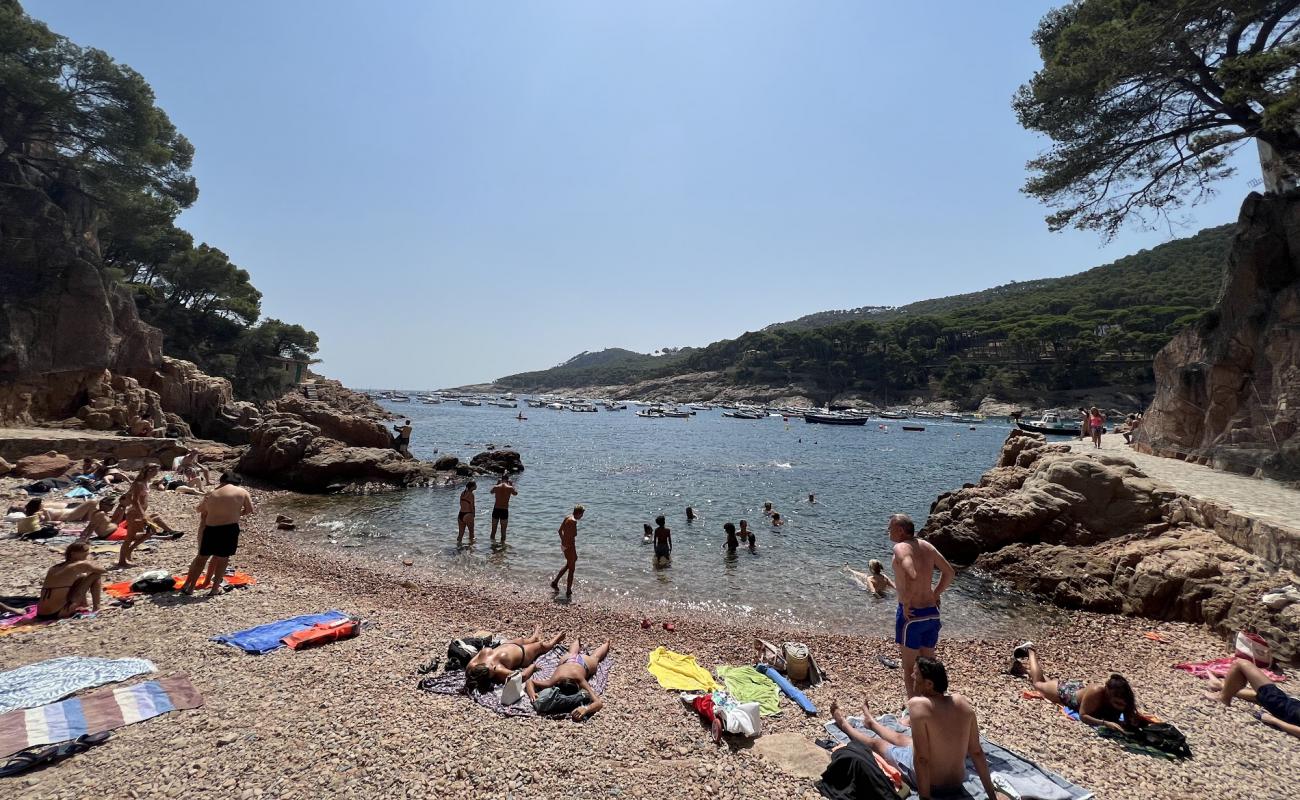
0, 675, 203, 757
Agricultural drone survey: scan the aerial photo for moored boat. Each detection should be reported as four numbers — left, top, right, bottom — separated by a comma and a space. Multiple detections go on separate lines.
805, 413, 869, 426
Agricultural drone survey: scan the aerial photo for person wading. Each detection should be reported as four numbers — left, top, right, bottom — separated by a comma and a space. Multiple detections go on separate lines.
457, 481, 476, 545
489, 475, 518, 543
550, 505, 584, 598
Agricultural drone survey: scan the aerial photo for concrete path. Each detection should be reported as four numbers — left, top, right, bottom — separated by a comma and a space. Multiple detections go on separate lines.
1068, 434, 1299, 532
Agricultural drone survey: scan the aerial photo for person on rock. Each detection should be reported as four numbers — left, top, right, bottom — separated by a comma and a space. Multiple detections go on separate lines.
550, 505, 584, 598
457, 481, 476, 545
830, 658, 1009, 800
181, 472, 254, 596
115, 464, 160, 569
489, 475, 518, 542
1205, 659, 1300, 739
392, 419, 413, 456
890, 513, 955, 698
523, 638, 610, 721
1008, 643, 1147, 731
464, 625, 563, 691
38, 541, 105, 619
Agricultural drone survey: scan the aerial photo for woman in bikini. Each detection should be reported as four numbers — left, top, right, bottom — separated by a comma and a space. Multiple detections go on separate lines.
27, 497, 100, 524
464, 625, 563, 691
523, 639, 611, 721
115, 465, 158, 568
1009, 644, 1145, 731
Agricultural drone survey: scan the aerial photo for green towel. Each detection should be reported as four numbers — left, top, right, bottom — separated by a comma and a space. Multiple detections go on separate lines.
715, 665, 782, 717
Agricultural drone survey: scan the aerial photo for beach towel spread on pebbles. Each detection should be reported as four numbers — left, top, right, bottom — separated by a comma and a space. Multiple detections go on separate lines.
0, 656, 157, 715
212, 611, 349, 654
0, 674, 203, 758
419, 646, 614, 718
824, 714, 1093, 800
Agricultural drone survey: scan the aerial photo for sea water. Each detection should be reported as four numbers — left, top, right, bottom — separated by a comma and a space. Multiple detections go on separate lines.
276, 401, 1064, 637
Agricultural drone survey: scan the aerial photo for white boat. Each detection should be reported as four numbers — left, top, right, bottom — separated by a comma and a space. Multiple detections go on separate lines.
569, 403, 598, 412
546, 402, 564, 410
460, 398, 482, 407
636, 409, 664, 418
689, 404, 712, 411
420, 397, 442, 405
390, 393, 411, 403
604, 403, 628, 411
489, 400, 518, 408
525, 399, 545, 408
723, 409, 764, 419
877, 409, 907, 419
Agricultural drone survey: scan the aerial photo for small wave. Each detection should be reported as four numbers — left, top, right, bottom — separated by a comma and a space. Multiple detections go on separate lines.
314, 520, 347, 531
769, 461, 793, 469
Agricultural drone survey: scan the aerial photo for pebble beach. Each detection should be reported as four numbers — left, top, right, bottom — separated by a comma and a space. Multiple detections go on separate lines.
2, 481, 1297, 800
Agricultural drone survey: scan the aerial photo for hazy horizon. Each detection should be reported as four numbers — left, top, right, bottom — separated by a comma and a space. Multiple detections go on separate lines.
29, 1, 1259, 388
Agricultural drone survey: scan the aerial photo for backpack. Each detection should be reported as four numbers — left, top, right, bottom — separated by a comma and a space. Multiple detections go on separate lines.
1109, 722, 1192, 760
131, 571, 177, 594
445, 635, 498, 672
815, 741, 897, 800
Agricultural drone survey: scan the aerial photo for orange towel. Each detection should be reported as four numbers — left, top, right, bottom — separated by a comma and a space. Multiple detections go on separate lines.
108, 521, 128, 541
103, 572, 256, 599
872, 753, 903, 790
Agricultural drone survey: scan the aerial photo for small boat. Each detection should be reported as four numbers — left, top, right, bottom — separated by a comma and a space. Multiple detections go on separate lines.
489, 400, 518, 408
390, 394, 411, 403
516, 413, 527, 421
419, 396, 442, 405
526, 399, 546, 408
913, 410, 944, 420
1015, 413, 1099, 436
722, 410, 764, 420
689, 404, 712, 411
660, 408, 691, 418
604, 403, 628, 411
805, 413, 869, 426
877, 410, 907, 419
902, 425, 925, 432
636, 409, 665, 418
459, 399, 482, 407
569, 403, 598, 412
546, 402, 564, 410
951, 414, 985, 424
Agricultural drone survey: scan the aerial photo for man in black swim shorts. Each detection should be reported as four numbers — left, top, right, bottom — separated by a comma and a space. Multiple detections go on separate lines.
489, 475, 518, 542
182, 472, 254, 596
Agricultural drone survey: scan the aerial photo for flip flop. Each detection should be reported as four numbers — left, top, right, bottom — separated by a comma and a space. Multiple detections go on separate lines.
877, 655, 900, 669
0, 732, 111, 777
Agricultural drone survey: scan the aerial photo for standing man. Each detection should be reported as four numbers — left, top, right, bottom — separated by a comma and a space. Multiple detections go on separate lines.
392, 419, 413, 456
889, 513, 955, 698
550, 505, 585, 598
489, 475, 518, 542
457, 481, 477, 545
181, 472, 254, 596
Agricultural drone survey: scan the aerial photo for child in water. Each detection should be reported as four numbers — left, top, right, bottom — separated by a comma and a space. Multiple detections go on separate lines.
642, 523, 653, 543
738, 519, 756, 552
723, 522, 739, 553
653, 516, 672, 564
845, 560, 895, 597
771, 512, 784, 527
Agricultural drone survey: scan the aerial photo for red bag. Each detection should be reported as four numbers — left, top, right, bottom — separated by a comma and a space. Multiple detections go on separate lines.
282, 617, 360, 650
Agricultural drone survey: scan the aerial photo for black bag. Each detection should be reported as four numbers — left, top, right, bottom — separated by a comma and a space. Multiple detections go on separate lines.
445, 635, 497, 672
130, 575, 177, 594
1130, 722, 1192, 759
816, 741, 897, 800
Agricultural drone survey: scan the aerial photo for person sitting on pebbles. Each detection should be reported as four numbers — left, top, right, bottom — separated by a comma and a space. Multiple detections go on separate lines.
1008, 643, 1147, 732
465, 626, 564, 691
523, 639, 610, 721
37, 541, 106, 620
78, 497, 119, 540
1205, 659, 1300, 739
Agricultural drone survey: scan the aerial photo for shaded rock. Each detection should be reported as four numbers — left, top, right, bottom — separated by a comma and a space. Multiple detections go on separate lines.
469, 449, 524, 475
433, 455, 460, 472
237, 415, 434, 492
11, 451, 73, 479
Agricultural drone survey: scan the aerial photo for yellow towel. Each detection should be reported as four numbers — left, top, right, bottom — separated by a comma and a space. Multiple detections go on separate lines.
646, 646, 720, 692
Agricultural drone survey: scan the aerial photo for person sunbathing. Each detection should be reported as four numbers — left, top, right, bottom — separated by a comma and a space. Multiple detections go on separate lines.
26, 497, 99, 524
465, 626, 564, 690
78, 497, 118, 539
37, 541, 105, 619
830, 658, 1008, 799
1008, 643, 1146, 731
523, 639, 610, 721
93, 460, 130, 485
1205, 659, 1300, 739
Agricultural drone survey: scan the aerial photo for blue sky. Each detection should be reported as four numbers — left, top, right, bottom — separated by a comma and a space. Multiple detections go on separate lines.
29, 1, 1258, 388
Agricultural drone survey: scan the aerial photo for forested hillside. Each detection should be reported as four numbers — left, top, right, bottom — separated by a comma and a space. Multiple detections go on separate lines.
498, 224, 1234, 404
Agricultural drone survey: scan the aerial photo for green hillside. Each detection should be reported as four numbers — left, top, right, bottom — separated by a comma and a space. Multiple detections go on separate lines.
499, 224, 1235, 402
499, 348, 692, 388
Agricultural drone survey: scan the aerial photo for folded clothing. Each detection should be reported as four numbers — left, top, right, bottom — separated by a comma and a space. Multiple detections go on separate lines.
0, 656, 157, 715
213, 611, 349, 654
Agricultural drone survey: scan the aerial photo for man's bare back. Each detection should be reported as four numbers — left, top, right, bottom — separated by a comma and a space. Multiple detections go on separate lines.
200, 483, 253, 526
892, 538, 942, 610
907, 692, 977, 789
559, 515, 577, 552
491, 482, 516, 508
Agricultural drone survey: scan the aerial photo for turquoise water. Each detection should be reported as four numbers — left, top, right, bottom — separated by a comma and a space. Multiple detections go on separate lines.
277, 401, 1063, 637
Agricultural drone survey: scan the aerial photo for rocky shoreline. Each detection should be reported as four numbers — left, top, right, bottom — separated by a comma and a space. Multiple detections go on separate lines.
3, 474, 1299, 799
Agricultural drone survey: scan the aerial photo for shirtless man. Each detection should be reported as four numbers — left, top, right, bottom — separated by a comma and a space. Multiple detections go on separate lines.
464, 625, 562, 690
889, 513, 955, 697
550, 505, 584, 598
79, 497, 118, 539
738, 519, 756, 552
652, 515, 672, 564
523, 638, 610, 721
830, 658, 1008, 800
37, 542, 105, 619
489, 475, 518, 542
393, 419, 413, 456
181, 472, 254, 596
457, 481, 477, 545
115, 464, 160, 568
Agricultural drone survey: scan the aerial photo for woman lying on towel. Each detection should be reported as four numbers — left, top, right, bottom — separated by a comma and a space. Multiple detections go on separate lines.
465, 625, 563, 691
1009, 643, 1147, 732
523, 639, 610, 721
26, 497, 99, 524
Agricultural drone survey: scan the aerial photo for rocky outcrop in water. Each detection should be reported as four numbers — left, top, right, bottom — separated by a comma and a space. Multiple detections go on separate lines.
469, 449, 524, 475
1137, 192, 1300, 481
925, 430, 1300, 661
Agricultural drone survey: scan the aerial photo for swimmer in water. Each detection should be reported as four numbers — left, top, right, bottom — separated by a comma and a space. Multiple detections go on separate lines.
846, 559, 895, 597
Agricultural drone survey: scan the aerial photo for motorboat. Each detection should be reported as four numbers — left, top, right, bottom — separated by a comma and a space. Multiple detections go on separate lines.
689, 404, 712, 411
805, 412, 869, 426
660, 408, 691, 418
902, 425, 926, 432
1016, 413, 1097, 436
952, 414, 985, 424
636, 409, 665, 418
390, 393, 411, 403
877, 409, 908, 419
525, 399, 546, 408
419, 397, 442, 405
459, 398, 482, 407
722, 409, 764, 420
569, 403, 598, 412
489, 400, 518, 408
604, 403, 628, 411
913, 410, 944, 420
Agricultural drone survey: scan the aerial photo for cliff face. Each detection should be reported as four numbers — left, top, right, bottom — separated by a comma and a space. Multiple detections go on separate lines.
1138, 192, 1300, 480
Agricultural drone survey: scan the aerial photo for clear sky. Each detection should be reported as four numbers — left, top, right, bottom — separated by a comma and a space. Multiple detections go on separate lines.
28, 1, 1259, 389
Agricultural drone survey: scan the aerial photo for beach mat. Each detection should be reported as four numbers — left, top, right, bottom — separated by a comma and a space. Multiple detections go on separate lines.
824, 714, 1093, 800
0, 657, 156, 715
419, 645, 613, 718
104, 572, 256, 600
1173, 657, 1286, 682
212, 611, 347, 654
0, 674, 202, 758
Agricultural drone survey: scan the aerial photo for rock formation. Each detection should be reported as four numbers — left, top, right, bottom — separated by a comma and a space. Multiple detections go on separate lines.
469, 449, 524, 475
925, 430, 1299, 661
1138, 191, 1300, 481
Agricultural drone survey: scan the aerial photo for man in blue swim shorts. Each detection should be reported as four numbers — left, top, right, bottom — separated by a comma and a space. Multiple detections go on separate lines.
889, 513, 956, 698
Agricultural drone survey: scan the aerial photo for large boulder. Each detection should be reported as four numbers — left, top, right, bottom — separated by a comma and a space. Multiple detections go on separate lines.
237, 414, 434, 492
1138, 191, 1300, 480
469, 449, 524, 475
11, 451, 73, 479
270, 393, 394, 449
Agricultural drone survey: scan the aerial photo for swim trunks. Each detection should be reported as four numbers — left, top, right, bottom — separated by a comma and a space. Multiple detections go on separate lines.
1257, 683, 1300, 726
492, 507, 509, 521
894, 605, 942, 650
1057, 679, 1085, 712
200, 522, 240, 557
655, 543, 671, 558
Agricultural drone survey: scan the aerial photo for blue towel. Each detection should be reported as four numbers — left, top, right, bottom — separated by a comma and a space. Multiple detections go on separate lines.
211, 611, 349, 654
64, 487, 93, 499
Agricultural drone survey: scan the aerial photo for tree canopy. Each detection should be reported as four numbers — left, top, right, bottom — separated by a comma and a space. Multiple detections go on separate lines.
1015, 0, 1300, 236
2, 0, 318, 400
